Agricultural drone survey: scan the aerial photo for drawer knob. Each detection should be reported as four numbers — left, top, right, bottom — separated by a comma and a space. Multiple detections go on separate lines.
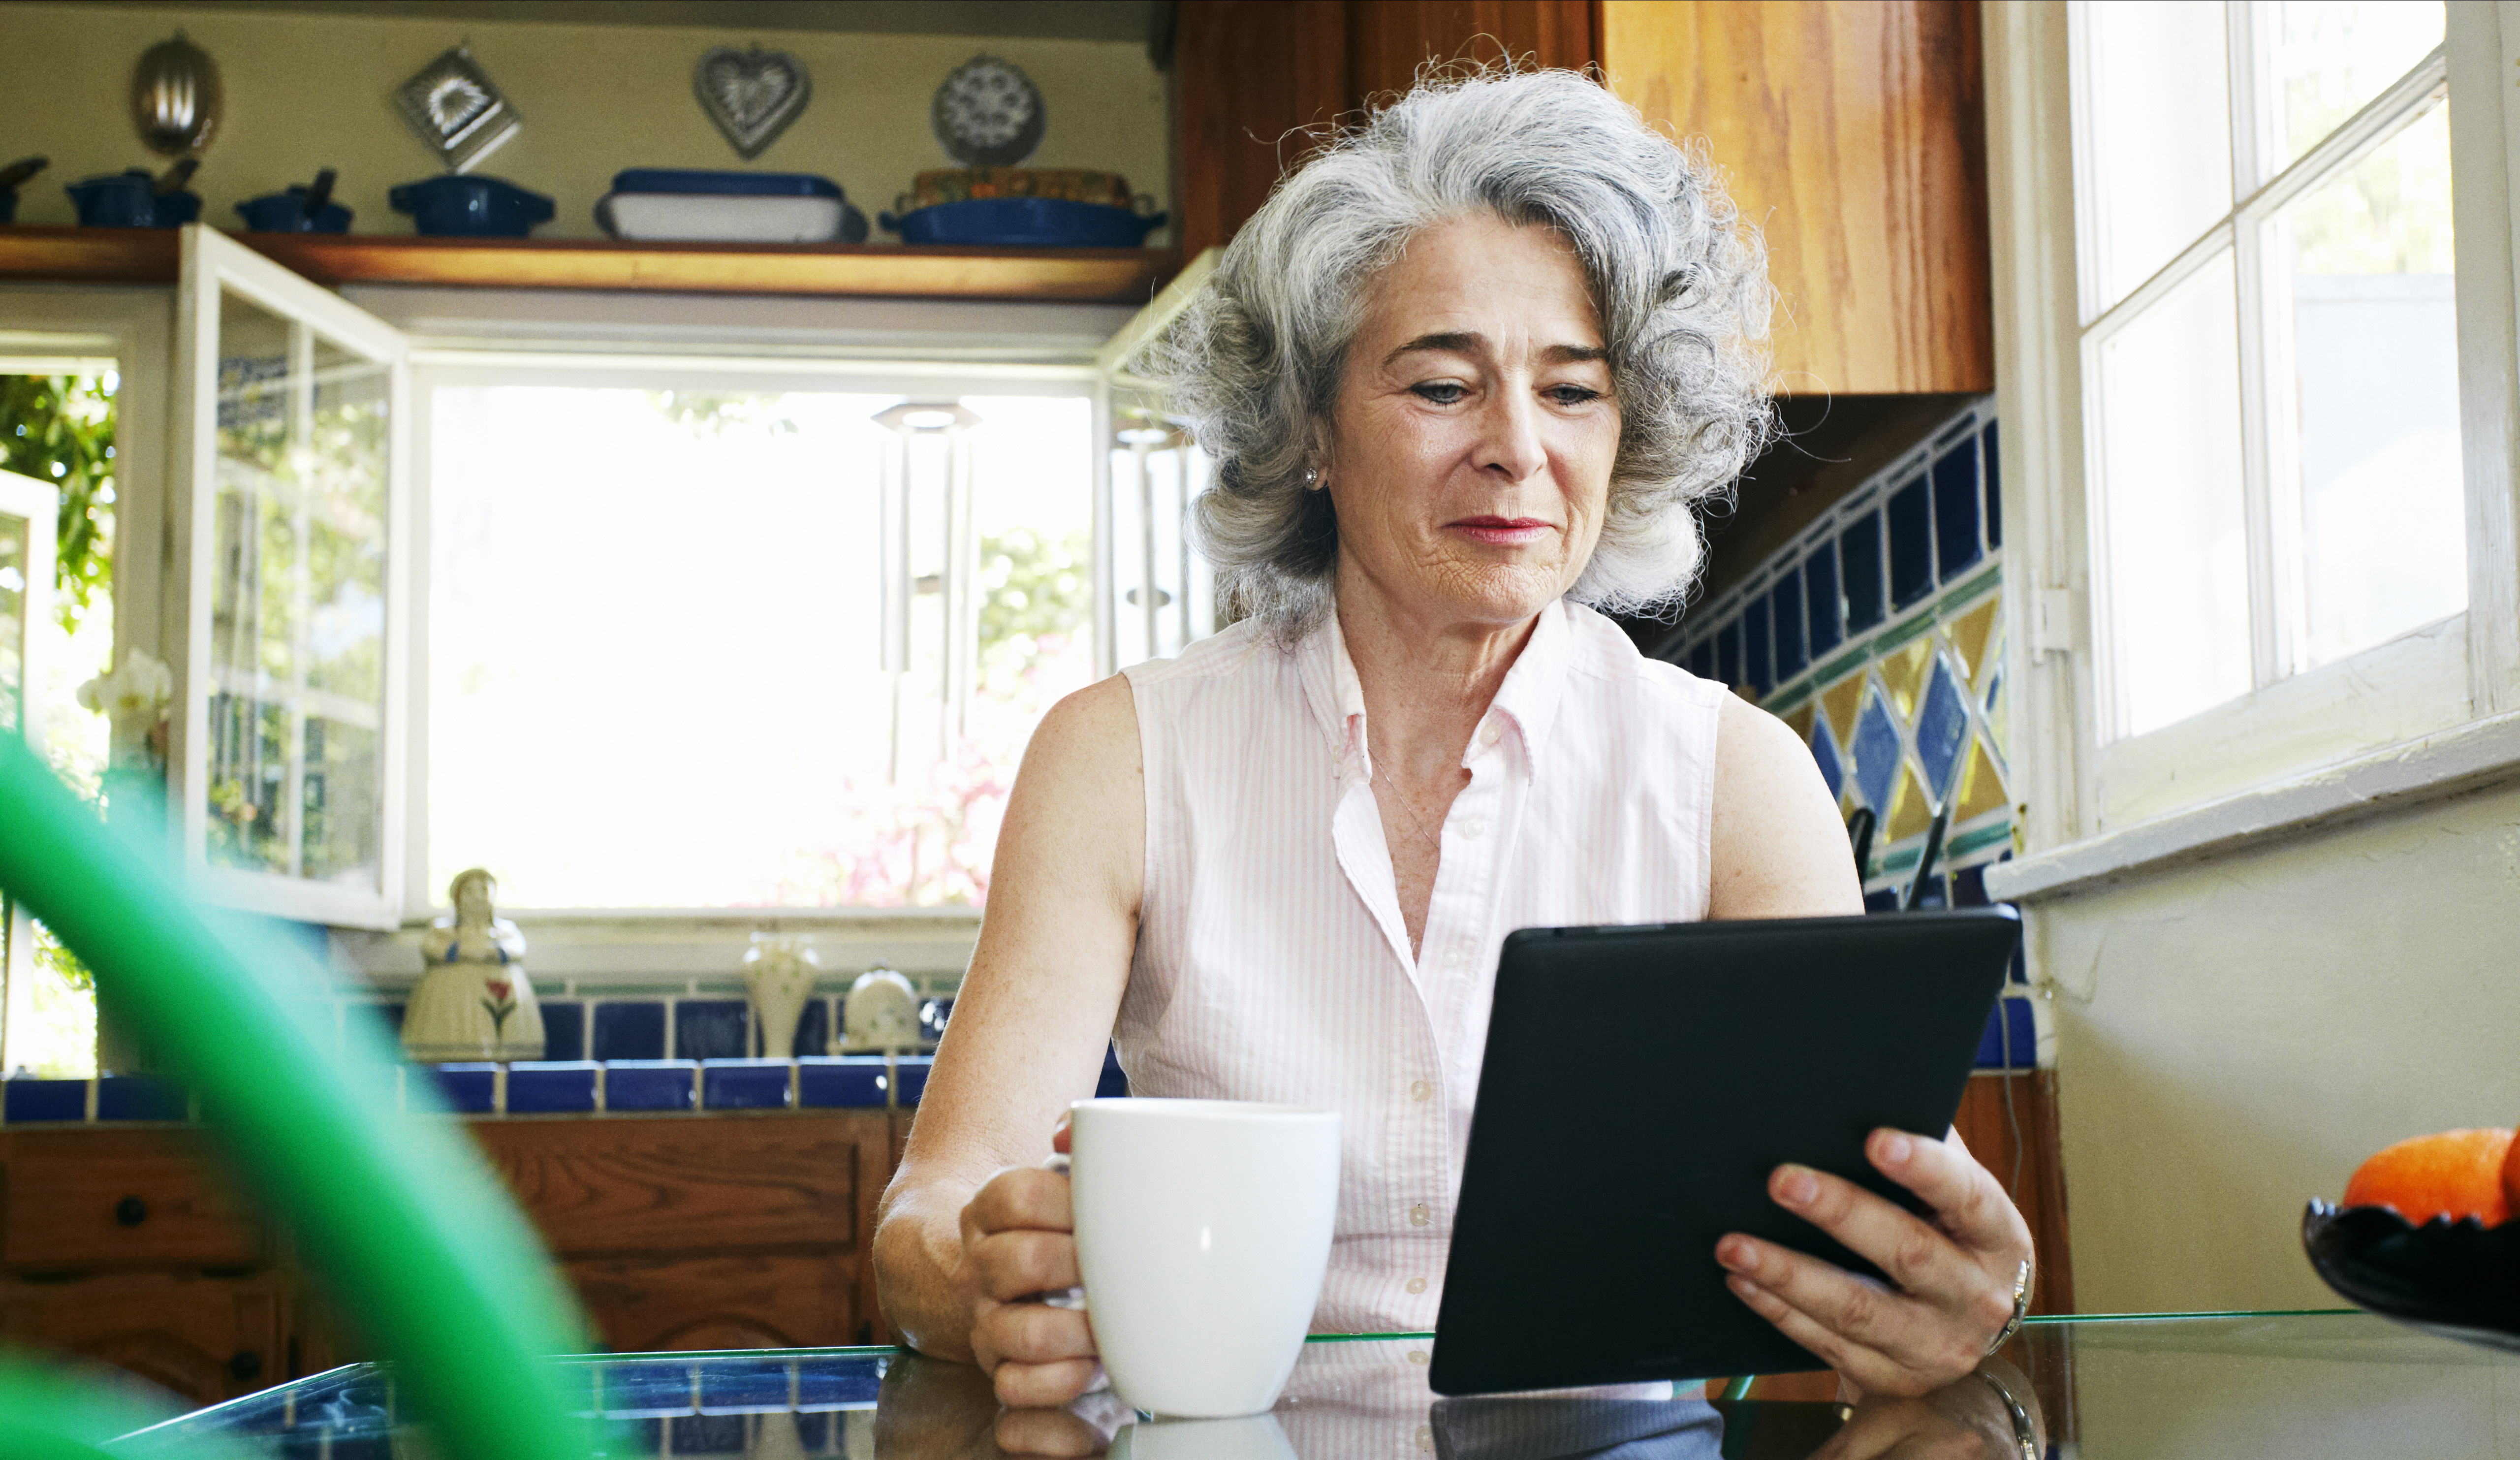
113, 1196, 148, 1227
228, 1349, 262, 1383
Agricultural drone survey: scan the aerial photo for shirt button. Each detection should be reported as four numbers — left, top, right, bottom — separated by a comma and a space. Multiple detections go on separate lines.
1442, 948, 1466, 969
1409, 1202, 1431, 1226
1410, 1080, 1433, 1102
1461, 819, 1487, 840
1406, 1276, 1428, 1294
1480, 722, 1501, 748
1417, 1423, 1434, 1451
1408, 1349, 1430, 1365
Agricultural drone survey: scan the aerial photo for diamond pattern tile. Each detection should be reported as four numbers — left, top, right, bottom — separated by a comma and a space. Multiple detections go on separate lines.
1917, 654, 1970, 799
1852, 688, 1901, 814
1809, 722, 1845, 800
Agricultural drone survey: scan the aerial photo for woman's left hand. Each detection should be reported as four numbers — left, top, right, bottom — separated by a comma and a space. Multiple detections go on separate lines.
1714, 1127, 2032, 1397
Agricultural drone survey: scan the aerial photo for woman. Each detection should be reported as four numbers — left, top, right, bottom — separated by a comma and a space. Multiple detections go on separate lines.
873, 68, 2033, 1407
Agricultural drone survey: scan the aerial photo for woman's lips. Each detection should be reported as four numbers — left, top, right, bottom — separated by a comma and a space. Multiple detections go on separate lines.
1449, 516, 1553, 546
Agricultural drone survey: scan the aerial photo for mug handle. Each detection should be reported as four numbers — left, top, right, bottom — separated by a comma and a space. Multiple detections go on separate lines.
1033, 1152, 1088, 1311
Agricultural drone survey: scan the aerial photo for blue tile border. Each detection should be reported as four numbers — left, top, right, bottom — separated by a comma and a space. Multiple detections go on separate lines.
892, 1055, 931, 1107
797, 1056, 890, 1109
507, 1061, 600, 1114
701, 1059, 792, 1111
429, 1063, 500, 1114
1974, 996, 2036, 1071
3, 1078, 89, 1123
605, 1060, 697, 1112
96, 1074, 187, 1121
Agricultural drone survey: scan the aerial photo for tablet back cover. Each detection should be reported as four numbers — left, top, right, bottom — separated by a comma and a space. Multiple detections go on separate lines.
1429, 910, 2018, 1396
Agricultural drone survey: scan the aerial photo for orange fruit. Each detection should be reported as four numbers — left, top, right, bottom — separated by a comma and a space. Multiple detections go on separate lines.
2504, 1130, 2520, 1218
2345, 1129, 2513, 1225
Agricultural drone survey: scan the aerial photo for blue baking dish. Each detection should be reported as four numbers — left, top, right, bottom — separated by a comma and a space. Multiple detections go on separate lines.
880, 196, 1166, 248
235, 187, 352, 233
388, 174, 554, 237
608, 168, 844, 198
65, 170, 201, 229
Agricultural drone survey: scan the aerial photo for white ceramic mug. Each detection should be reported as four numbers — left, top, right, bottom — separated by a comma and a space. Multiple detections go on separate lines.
1067, 1097, 1342, 1418
1106, 1412, 1300, 1460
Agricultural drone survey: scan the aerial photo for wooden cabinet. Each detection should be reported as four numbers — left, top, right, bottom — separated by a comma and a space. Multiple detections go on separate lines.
1596, 1, 1992, 395
1, 1111, 912, 1403
469, 1113, 899, 1352
1170, 0, 1991, 395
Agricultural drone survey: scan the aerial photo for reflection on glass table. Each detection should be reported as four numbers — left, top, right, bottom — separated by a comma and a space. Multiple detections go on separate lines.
109, 1310, 2520, 1460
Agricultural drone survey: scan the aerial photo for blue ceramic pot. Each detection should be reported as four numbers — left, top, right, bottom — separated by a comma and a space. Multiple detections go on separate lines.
66, 171, 201, 229
879, 196, 1166, 248
387, 174, 554, 238
235, 189, 352, 234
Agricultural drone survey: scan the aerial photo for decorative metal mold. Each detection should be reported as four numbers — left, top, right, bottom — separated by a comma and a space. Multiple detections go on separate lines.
132, 31, 222, 157
694, 45, 811, 160
393, 46, 521, 174
932, 55, 1046, 168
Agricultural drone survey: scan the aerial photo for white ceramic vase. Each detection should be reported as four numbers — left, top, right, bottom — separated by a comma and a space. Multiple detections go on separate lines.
744, 933, 822, 1058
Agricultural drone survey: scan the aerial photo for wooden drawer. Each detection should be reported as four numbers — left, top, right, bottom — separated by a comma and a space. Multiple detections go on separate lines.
0, 1268, 288, 1407
566, 1250, 858, 1353
0, 1130, 266, 1270
471, 1114, 869, 1258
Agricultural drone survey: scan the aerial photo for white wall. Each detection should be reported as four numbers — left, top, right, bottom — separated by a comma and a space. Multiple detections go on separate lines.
2035, 775, 2520, 1313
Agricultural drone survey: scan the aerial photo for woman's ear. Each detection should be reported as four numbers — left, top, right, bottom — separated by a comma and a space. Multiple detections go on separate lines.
1307, 418, 1335, 492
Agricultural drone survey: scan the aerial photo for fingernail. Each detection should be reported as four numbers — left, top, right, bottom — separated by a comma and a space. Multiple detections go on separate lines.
1878, 1132, 1912, 1166
1716, 1236, 1752, 1270
1776, 1166, 1818, 1207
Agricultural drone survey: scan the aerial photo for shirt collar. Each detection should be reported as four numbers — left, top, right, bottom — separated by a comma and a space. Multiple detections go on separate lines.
1299, 597, 1575, 781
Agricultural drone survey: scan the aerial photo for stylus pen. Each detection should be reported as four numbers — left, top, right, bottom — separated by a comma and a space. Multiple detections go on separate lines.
1721, 1374, 1756, 1401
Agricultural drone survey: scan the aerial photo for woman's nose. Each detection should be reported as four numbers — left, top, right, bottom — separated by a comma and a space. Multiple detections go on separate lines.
1474, 387, 1549, 482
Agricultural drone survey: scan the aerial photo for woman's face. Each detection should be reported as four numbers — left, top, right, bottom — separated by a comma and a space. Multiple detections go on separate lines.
1323, 213, 1621, 631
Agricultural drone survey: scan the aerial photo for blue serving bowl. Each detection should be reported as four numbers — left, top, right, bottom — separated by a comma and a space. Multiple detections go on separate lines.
66, 170, 201, 229
387, 174, 554, 238
880, 196, 1166, 248
235, 188, 352, 234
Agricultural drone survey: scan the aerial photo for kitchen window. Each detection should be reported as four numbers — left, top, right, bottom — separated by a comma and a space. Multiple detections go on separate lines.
146, 232, 1215, 929
1984, 1, 2520, 887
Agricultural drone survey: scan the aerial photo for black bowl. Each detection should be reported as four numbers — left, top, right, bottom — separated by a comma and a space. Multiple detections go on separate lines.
2302, 1200, 2520, 1351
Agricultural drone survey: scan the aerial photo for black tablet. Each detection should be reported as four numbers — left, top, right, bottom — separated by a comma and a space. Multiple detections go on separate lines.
1429, 908, 2021, 1396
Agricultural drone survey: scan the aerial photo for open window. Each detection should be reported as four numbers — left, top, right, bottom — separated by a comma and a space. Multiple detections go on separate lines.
171, 227, 412, 929
1, 464, 57, 1068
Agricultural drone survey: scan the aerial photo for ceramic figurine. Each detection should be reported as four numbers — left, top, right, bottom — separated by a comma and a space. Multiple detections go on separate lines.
743, 932, 822, 1058
402, 868, 544, 1063
842, 968, 921, 1054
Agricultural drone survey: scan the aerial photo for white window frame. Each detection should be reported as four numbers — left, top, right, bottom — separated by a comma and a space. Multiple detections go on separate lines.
170, 227, 415, 930
1983, 0, 2520, 901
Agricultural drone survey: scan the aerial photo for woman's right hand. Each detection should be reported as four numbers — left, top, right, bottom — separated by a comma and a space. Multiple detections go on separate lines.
959, 1116, 1103, 1407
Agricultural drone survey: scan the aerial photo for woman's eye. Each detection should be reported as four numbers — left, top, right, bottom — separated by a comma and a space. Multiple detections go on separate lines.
1410, 382, 1467, 405
1545, 385, 1604, 406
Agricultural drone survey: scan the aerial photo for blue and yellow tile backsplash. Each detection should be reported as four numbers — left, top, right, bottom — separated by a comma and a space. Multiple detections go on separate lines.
1658, 398, 2034, 1067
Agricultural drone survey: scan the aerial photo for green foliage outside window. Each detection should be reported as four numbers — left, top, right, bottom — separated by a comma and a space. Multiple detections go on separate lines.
0, 373, 115, 633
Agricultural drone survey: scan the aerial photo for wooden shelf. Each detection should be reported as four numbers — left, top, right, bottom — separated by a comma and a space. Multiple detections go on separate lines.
0, 226, 1180, 304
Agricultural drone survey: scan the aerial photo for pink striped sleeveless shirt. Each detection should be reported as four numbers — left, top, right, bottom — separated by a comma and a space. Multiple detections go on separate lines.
1117, 597, 1726, 1334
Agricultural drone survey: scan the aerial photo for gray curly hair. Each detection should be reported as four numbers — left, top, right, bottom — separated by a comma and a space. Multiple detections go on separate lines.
1135, 67, 1773, 634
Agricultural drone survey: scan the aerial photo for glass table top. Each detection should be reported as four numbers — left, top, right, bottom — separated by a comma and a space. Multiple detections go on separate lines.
107, 1310, 2520, 1460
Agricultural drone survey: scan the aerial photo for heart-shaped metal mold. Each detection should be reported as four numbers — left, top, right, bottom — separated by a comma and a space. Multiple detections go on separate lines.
694, 46, 811, 161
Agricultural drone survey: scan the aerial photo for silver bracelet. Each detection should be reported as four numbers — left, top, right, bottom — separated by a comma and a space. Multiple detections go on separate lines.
1982, 1257, 2030, 1358
1975, 1366, 2039, 1460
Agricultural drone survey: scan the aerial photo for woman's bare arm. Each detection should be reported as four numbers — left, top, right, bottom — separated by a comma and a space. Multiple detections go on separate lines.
1707, 693, 1864, 920
872, 672, 1145, 1376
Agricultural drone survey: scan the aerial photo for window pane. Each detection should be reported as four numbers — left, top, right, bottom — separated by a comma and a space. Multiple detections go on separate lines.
2269, 1, 2444, 172
2079, 0, 2233, 313
2096, 253, 2251, 735
206, 290, 390, 890
427, 387, 1093, 909
0, 509, 23, 736
2272, 99, 2462, 668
